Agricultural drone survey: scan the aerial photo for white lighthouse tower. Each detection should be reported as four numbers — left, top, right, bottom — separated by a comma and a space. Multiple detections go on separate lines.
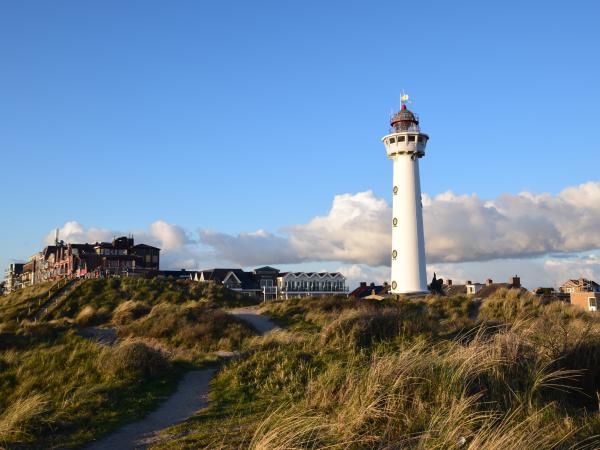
382, 98, 429, 294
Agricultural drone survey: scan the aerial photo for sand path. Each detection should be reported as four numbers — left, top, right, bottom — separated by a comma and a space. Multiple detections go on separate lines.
85, 306, 277, 450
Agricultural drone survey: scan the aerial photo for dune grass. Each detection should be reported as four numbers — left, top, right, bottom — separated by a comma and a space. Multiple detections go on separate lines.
150, 295, 600, 449
45, 277, 258, 322
0, 281, 62, 323
0, 323, 182, 448
0, 279, 259, 448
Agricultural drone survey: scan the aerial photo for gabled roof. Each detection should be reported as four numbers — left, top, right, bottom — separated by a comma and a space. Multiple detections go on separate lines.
254, 266, 280, 273
203, 268, 260, 290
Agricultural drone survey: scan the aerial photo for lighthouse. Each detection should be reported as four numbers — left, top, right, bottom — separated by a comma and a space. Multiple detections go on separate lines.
382, 98, 428, 294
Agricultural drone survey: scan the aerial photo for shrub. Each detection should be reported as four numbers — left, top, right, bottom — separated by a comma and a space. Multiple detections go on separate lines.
321, 304, 434, 349
102, 341, 170, 379
111, 300, 151, 325
75, 306, 101, 326
119, 302, 255, 353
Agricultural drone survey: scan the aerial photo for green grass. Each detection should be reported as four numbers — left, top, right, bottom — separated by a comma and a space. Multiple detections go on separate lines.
0, 281, 62, 323
0, 324, 183, 448
0, 279, 259, 448
3, 282, 600, 449
44, 277, 259, 323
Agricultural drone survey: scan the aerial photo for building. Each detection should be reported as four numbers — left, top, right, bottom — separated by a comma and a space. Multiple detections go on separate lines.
443, 276, 524, 299
3, 263, 25, 293
193, 266, 347, 300
570, 292, 599, 312
277, 271, 347, 299
194, 268, 264, 297
559, 278, 600, 294
558, 278, 600, 312
3, 236, 161, 293
349, 282, 391, 300
382, 97, 429, 294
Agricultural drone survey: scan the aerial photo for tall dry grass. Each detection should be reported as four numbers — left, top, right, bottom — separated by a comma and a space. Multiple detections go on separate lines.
248, 321, 598, 449
0, 393, 49, 442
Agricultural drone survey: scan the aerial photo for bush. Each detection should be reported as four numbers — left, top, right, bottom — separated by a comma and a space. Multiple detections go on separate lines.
321, 304, 433, 349
102, 341, 170, 379
75, 305, 110, 326
111, 300, 151, 325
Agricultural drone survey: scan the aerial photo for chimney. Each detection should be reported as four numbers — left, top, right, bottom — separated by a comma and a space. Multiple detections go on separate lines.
55, 228, 59, 246
467, 280, 472, 285
360, 282, 367, 287
510, 275, 521, 288
486, 278, 493, 286
445, 279, 453, 286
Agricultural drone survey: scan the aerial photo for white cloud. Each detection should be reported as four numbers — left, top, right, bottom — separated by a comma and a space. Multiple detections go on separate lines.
197, 181, 600, 266
42, 181, 600, 289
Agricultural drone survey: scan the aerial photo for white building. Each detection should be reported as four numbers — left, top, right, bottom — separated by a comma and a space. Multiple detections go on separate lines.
277, 272, 347, 299
382, 99, 429, 294
192, 266, 347, 300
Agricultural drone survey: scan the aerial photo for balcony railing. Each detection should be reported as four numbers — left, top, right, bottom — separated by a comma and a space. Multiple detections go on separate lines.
282, 287, 348, 293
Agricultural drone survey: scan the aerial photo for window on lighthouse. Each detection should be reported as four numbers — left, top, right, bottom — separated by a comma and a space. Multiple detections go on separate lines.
392, 250, 397, 259
393, 218, 398, 227
393, 186, 398, 195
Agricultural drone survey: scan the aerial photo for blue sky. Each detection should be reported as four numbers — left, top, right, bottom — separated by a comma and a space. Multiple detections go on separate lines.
1, 1, 600, 288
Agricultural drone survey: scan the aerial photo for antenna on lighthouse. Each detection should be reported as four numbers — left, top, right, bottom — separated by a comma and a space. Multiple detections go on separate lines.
55, 228, 59, 246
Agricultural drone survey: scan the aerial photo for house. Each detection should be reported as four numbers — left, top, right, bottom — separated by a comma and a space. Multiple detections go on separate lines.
3, 263, 24, 293
4, 236, 162, 292
442, 276, 524, 299
570, 292, 599, 312
559, 278, 600, 312
559, 278, 600, 294
159, 269, 196, 279
349, 282, 391, 299
277, 272, 347, 299
196, 268, 263, 297
193, 266, 347, 300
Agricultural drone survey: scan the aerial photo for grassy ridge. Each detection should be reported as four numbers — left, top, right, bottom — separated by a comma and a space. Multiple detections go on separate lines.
152, 293, 600, 449
0, 278, 257, 448
0, 281, 62, 322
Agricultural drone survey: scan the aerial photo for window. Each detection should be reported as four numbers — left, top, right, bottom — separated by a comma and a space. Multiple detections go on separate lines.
391, 281, 397, 290
393, 186, 398, 195
408, 135, 416, 142
260, 279, 273, 288
589, 297, 598, 311
393, 218, 398, 227
389, 137, 396, 144
392, 250, 397, 259
398, 136, 405, 142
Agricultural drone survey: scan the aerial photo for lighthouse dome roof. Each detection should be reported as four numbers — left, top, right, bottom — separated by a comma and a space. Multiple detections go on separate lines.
391, 105, 418, 125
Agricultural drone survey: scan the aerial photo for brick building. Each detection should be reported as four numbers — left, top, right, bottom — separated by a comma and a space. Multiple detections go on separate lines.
3, 236, 161, 293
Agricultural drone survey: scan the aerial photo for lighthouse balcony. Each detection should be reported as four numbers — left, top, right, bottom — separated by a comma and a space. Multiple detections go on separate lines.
382, 132, 428, 158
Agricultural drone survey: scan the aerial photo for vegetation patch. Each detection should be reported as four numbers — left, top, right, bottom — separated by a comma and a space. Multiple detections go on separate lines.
152, 294, 600, 449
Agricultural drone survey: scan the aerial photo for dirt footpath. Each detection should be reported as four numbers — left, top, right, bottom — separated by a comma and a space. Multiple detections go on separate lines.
84, 307, 278, 450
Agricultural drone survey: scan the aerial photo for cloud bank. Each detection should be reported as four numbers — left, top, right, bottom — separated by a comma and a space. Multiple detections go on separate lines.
44, 181, 600, 288
197, 181, 600, 266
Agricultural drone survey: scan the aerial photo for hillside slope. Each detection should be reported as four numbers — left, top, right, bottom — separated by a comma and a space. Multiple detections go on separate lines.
0, 278, 257, 449
152, 292, 600, 449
